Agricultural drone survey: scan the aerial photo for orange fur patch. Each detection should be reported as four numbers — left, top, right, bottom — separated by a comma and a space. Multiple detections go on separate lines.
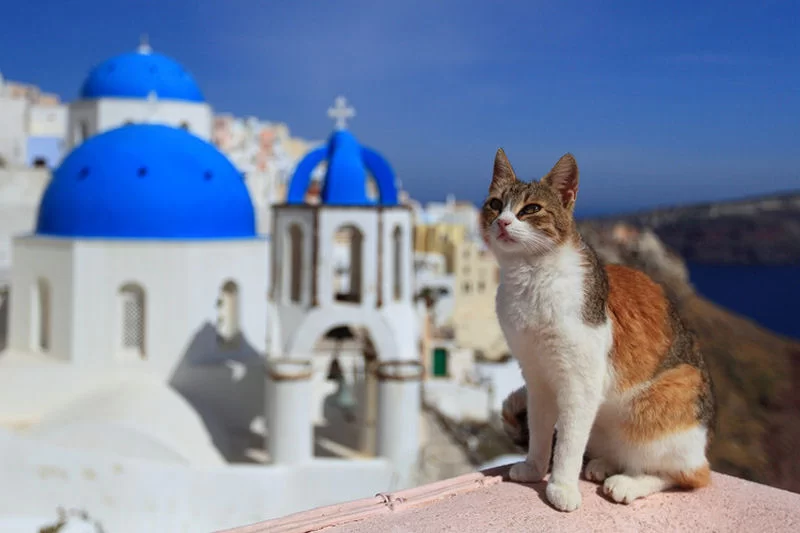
606, 264, 672, 391
671, 464, 711, 489
623, 363, 704, 443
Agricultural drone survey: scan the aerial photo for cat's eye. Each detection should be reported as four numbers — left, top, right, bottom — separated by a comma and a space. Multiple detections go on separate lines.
488, 198, 503, 211
518, 203, 542, 216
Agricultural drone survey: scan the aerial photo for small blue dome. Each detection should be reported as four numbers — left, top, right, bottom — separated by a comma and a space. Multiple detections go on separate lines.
287, 129, 399, 206
80, 50, 204, 102
36, 124, 256, 239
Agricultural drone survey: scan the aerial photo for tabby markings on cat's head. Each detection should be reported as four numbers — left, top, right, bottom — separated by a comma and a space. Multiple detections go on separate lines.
480, 148, 580, 259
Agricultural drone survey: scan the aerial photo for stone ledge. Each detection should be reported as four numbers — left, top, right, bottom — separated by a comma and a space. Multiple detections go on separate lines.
217, 466, 800, 533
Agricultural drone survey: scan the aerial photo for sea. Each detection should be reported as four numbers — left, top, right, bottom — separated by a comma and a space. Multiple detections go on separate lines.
688, 264, 800, 341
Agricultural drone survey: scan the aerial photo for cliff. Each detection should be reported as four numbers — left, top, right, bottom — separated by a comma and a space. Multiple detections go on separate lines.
590, 191, 800, 265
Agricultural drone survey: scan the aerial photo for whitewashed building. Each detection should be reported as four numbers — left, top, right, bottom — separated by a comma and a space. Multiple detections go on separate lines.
0, 98, 427, 533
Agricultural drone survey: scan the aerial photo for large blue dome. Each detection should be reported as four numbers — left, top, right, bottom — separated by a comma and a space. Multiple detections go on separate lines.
36, 124, 256, 239
80, 49, 204, 102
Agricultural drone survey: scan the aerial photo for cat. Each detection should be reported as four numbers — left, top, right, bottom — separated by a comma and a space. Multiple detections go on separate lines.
482, 149, 715, 512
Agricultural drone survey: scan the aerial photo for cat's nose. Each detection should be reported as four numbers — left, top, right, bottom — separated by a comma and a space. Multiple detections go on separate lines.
498, 218, 511, 228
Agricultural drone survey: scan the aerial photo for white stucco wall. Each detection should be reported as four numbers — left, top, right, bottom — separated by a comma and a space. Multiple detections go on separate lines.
28, 104, 67, 137
0, 168, 51, 277
7, 237, 268, 379
68, 98, 213, 148
0, 429, 395, 533
7, 238, 75, 361
0, 97, 28, 166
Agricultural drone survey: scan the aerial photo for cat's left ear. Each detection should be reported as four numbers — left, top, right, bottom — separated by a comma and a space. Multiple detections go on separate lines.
541, 153, 579, 210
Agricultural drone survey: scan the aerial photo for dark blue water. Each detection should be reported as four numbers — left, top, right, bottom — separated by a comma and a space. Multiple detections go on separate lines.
688, 264, 800, 340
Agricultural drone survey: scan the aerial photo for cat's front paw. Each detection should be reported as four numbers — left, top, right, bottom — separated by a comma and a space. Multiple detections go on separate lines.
508, 461, 546, 483
545, 481, 582, 512
603, 474, 645, 504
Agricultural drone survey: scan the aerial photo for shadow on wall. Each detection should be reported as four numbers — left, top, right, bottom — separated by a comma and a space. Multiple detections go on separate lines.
169, 321, 265, 463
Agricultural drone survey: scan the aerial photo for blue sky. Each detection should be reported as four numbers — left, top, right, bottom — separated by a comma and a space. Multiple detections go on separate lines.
1, 0, 798, 215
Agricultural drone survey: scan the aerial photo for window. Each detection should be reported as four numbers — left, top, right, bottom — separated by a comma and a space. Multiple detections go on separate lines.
478, 281, 486, 292
462, 282, 471, 294
217, 280, 240, 346
119, 283, 145, 358
393, 226, 403, 301
31, 278, 51, 352
288, 224, 304, 303
179, 121, 190, 131
334, 225, 364, 304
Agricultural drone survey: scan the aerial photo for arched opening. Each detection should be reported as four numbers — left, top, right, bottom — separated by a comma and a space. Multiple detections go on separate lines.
288, 224, 304, 303
32, 157, 48, 168
308, 325, 380, 458
216, 280, 240, 347
393, 225, 403, 301
30, 278, 50, 352
118, 283, 146, 359
333, 225, 364, 304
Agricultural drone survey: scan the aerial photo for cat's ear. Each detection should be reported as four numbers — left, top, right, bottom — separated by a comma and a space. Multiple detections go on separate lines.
541, 153, 579, 209
490, 148, 517, 193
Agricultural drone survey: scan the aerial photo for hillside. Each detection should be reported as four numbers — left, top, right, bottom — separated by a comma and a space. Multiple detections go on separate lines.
592, 191, 800, 265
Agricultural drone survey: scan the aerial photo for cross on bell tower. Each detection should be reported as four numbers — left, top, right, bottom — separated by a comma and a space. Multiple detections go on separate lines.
327, 96, 355, 130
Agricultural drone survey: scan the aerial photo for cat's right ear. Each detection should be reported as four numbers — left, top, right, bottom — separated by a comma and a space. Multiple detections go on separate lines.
491, 148, 517, 193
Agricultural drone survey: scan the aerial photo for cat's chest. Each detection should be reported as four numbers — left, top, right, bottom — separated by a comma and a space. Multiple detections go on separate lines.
495, 267, 585, 334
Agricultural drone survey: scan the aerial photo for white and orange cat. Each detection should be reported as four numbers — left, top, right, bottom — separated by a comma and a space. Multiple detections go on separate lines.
482, 149, 715, 512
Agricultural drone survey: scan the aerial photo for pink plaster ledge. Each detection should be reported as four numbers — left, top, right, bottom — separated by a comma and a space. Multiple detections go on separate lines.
218, 467, 800, 533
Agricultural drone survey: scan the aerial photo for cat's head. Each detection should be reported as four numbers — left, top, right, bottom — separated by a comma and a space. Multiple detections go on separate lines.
480, 149, 579, 259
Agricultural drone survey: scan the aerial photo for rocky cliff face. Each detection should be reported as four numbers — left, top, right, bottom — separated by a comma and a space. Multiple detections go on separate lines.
595, 191, 800, 265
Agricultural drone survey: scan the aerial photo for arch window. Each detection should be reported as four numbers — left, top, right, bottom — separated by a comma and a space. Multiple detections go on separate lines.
333, 225, 364, 304
30, 278, 51, 352
393, 226, 403, 301
217, 280, 240, 346
119, 283, 146, 358
288, 224, 304, 303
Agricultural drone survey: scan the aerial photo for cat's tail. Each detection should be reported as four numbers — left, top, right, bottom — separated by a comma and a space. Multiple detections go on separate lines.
501, 386, 529, 449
